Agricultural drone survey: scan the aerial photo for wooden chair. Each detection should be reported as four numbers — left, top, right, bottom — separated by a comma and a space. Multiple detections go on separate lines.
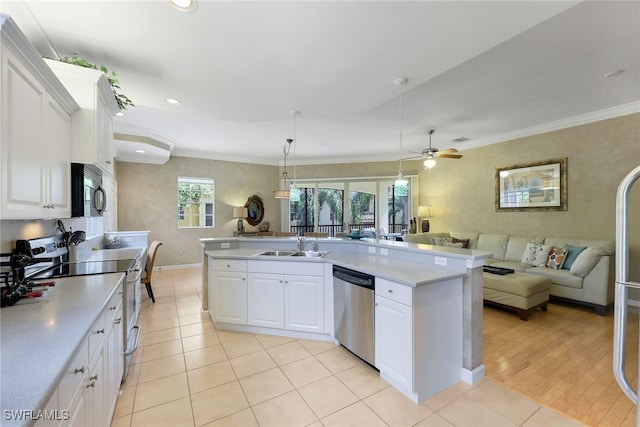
256, 231, 274, 236
274, 231, 297, 237
142, 241, 162, 303
304, 232, 328, 238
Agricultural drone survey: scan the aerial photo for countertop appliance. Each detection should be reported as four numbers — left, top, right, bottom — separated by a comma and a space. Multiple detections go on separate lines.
613, 164, 640, 426
333, 265, 376, 366
71, 162, 106, 217
9, 234, 143, 382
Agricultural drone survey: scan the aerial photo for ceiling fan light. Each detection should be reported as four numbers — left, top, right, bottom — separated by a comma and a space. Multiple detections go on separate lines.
424, 158, 437, 169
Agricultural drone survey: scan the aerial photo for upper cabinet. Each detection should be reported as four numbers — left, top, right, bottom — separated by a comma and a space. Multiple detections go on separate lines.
45, 59, 120, 176
0, 14, 79, 219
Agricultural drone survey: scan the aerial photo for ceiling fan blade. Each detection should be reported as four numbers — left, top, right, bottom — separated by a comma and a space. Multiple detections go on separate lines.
436, 153, 463, 159
402, 154, 424, 160
438, 147, 459, 153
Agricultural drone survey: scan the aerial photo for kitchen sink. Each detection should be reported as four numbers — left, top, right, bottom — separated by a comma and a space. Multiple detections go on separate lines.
290, 250, 329, 257
255, 250, 294, 256
253, 250, 329, 258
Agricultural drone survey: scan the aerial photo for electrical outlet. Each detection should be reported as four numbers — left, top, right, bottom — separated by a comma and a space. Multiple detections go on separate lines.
221, 242, 230, 249
123, 237, 132, 242
368, 246, 376, 254
380, 248, 389, 256
435, 256, 447, 266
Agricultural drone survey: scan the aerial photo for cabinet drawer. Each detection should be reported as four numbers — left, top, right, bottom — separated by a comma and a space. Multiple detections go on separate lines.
59, 339, 89, 410
213, 259, 247, 272
376, 278, 412, 306
87, 312, 106, 361
104, 285, 123, 326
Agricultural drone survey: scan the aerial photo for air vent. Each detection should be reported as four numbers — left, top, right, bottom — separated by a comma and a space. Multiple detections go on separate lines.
452, 137, 470, 143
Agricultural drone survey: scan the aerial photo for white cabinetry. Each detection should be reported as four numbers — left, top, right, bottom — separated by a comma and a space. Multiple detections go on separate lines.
35, 281, 124, 427
45, 59, 120, 176
0, 16, 78, 219
374, 277, 463, 403
210, 259, 247, 325
248, 273, 284, 328
375, 279, 413, 391
247, 261, 324, 333
209, 257, 325, 334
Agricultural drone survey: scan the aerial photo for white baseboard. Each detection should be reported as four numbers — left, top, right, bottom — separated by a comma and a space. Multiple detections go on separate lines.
155, 263, 202, 271
461, 365, 486, 385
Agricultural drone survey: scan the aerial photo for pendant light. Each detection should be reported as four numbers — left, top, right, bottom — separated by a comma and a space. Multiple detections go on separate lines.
273, 138, 294, 198
289, 110, 300, 202
393, 77, 408, 187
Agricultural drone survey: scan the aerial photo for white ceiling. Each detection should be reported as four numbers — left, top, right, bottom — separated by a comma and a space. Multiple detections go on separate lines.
2, 1, 639, 166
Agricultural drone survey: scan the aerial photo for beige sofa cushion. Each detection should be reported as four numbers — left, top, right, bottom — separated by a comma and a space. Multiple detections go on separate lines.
403, 232, 449, 245
544, 237, 614, 255
526, 266, 584, 289
570, 247, 608, 277
504, 236, 545, 262
476, 234, 510, 260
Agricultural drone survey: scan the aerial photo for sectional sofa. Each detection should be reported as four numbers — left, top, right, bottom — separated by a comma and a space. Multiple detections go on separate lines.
404, 232, 615, 315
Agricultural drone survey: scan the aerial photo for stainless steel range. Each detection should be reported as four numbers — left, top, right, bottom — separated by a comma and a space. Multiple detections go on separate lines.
4, 234, 143, 381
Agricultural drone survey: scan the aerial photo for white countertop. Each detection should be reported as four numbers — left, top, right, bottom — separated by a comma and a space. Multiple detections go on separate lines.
205, 248, 467, 287
0, 273, 125, 427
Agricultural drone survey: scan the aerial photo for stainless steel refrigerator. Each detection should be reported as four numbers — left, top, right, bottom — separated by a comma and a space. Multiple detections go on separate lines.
614, 164, 640, 426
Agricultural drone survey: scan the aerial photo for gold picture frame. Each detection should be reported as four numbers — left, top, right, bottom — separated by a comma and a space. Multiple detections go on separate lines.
495, 157, 567, 212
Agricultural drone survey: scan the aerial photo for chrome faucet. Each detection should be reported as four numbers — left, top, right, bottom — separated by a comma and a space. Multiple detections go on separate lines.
297, 236, 306, 251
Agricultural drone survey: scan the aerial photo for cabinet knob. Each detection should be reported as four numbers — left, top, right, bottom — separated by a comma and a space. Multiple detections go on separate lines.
96, 328, 105, 334
109, 306, 117, 310
106, 160, 112, 165
114, 318, 122, 324
388, 289, 393, 294
74, 366, 85, 374
90, 374, 98, 381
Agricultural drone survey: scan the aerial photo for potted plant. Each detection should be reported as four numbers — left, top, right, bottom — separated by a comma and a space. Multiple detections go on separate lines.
59, 55, 134, 110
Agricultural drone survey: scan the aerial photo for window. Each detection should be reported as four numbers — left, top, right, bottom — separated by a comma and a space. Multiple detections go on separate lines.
177, 177, 214, 228
290, 186, 344, 236
286, 178, 413, 238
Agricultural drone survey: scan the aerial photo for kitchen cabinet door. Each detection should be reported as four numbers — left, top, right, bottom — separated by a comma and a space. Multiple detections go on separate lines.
284, 274, 324, 333
212, 271, 247, 324
105, 303, 123, 419
248, 273, 285, 328
1, 46, 47, 218
95, 88, 114, 174
45, 95, 72, 218
375, 294, 413, 391
1, 46, 73, 219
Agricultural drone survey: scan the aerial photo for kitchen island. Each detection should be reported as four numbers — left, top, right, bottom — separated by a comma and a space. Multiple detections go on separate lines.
201, 236, 492, 402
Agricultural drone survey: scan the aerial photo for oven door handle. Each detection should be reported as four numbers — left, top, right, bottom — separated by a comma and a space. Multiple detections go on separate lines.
127, 268, 143, 283
123, 325, 141, 356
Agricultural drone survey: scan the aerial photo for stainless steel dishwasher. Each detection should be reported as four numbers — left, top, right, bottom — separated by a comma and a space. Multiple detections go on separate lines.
333, 265, 375, 366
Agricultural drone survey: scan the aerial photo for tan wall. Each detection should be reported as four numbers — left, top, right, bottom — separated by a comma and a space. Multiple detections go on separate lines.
414, 113, 640, 280
112, 113, 640, 278
115, 156, 279, 267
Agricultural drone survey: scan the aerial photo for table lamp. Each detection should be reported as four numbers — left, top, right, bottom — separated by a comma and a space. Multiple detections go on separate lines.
417, 205, 432, 233
233, 206, 248, 232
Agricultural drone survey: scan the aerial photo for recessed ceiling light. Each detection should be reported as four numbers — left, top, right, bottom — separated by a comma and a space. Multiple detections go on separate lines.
165, 98, 181, 105
135, 149, 146, 154
168, 0, 198, 12
115, 111, 124, 117
604, 69, 624, 78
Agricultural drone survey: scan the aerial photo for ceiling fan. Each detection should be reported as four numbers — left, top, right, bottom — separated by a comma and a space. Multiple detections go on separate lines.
406, 129, 463, 169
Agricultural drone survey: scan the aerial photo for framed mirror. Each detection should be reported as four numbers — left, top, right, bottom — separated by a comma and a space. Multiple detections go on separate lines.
244, 195, 264, 226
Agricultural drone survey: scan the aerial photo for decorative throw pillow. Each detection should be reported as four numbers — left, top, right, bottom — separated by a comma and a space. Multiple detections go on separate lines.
562, 244, 587, 270
452, 238, 470, 249
570, 247, 606, 277
433, 237, 453, 246
521, 243, 553, 266
546, 247, 568, 269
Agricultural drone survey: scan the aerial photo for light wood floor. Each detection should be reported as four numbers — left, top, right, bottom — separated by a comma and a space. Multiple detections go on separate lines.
484, 300, 638, 427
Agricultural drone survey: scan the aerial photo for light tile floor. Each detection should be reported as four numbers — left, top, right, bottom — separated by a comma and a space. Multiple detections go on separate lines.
110, 268, 584, 427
